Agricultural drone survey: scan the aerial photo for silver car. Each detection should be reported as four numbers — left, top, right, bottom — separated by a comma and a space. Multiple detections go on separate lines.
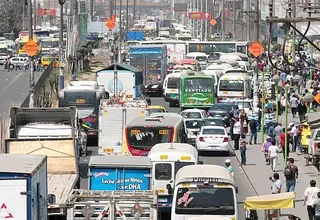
9, 57, 28, 67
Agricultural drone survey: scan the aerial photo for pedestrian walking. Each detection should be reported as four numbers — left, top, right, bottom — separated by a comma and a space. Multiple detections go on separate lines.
262, 136, 272, 165
304, 180, 320, 220
249, 119, 258, 145
268, 122, 276, 142
290, 94, 299, 117
289, 122, 298, 152
240, 134, 248, 165
280, 128, 290, 161
284, 158, 299, 192
269, 172, 282, 194
275, 123, 283, 146
224, 159, 233, 177
312, 192, 320, 220
233, 118, 241, 150
298, 100, 308, 123
268, 140, 280, 172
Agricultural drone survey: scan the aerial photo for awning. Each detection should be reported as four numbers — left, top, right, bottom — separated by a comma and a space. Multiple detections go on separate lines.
244, 192, 296, 210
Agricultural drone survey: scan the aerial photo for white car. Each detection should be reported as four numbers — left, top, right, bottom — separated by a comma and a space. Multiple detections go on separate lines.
180, 109, 208, 119
10, 57, 28, 67
196, 125, 231, 154
184, 118, 206, 145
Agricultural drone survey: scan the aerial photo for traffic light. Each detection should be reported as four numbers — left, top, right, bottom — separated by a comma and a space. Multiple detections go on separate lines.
288, 2, 292, 17
308, 2, 311, 16
269, 3, 273, 17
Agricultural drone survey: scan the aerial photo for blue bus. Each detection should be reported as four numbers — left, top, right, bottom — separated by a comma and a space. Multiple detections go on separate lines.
129, 45, 167, 96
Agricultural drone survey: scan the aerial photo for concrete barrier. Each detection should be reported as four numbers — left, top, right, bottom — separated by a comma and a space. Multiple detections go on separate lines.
21, 62, 58, 108
0, 117, 9, 152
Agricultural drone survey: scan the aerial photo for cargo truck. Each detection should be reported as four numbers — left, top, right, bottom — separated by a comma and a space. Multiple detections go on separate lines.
65, 155, 157, 219
0, 154, 47, 220
98, 99, 148, 155
4, 107, 80, 218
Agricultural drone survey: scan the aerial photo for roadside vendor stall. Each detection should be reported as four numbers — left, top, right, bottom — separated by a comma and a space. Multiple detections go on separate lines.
244, 192, 296, 220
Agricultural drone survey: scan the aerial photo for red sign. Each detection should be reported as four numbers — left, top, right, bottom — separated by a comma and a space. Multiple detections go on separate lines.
37, 8, 56, 16
189, 12, 205, 20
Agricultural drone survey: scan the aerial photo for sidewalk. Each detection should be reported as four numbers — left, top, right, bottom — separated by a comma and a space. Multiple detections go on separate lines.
233, 111, 319, 219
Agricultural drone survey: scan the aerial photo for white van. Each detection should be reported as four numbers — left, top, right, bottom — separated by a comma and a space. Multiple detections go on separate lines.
186, 52, 208, 70
148, 143, 199, 212
171, 165, 238, 220
163, 72, 184, 107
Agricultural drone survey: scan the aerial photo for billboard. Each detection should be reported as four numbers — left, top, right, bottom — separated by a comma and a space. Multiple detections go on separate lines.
90, 168, 150, 190
174, 3, 187, 12
37, 8, 56, 16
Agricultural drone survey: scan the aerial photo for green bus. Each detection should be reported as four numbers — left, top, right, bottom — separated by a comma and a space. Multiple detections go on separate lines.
179, 72, 215, 110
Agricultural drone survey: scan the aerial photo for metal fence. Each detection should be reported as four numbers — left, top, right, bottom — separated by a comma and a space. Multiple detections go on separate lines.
21, 62, 58, 108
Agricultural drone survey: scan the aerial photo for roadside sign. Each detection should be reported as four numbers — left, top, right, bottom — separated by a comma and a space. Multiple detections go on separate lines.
204, 12, 211, 19
314, 92, 320, 104
189, 12, 205, 20
22, 39, 40, 57
106, 19, 115, 30
150, 64, 157, 70
248, 41, 264, 58
210, 19, 217, 26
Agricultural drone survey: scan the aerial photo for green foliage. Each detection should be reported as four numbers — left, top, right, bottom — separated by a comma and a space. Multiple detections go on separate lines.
271, 43, 281, 52
0, 0, 23, 33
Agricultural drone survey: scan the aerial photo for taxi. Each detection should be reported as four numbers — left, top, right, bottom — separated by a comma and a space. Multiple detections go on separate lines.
146, 105, 168, 115
41, 56, 59, 68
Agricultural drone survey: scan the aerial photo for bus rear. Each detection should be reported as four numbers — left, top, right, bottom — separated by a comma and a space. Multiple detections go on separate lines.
180, 74, 215, 110
172, 165, 238, 220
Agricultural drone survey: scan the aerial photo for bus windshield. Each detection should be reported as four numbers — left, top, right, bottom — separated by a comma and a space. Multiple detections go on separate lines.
0, 48, 7, 54
64, 91, 96, 105
41, 41, 52, 48
167, 77, 180, 89
128, 127, 172, 149
184, 78, 213, 93
219, 80, 244, 92
175, 187, 235, 215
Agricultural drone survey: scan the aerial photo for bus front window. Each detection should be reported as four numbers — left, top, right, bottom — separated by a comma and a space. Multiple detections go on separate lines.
64, 91, 96, 105
128, 127, 172, 149
185, 78, 213, 93
167, 77, 180, 89
41, 41, 52, 48
219, 80, 244, 92
175, 187, 235, 215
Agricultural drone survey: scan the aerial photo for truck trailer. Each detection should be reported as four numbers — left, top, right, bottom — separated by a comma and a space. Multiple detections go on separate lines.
0, 154, 47, 220
4, 107, 80, 218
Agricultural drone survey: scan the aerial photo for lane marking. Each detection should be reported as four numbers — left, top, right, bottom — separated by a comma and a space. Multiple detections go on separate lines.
0, 72, 26, 97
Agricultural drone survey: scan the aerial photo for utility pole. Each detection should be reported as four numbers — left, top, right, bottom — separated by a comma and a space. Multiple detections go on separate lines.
253, 0, 260, 108
133, 0, 136, 22
28, 0, 35, 108
246, 0, 250, 41
59, 0, 66, 90
204, 0, 208, 41
33, 0, 37, 30
200, 0, 203, 40
90, 0, 93, 21
233, 0, 236, 40
118, 0, 123, 62
292, 0, 296, 66
71, 0, 77, 81
255, 0, 259, 42
221, 0, 225, 41
126, 0, 129, 36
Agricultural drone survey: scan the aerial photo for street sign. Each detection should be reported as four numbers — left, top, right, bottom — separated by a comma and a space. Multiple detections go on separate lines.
210, 19, 217, 26
106, 19, 116, 30
22, 39, 40, 57
248, 41, 264, 58
314, 92, 320, 104
189, 12, 205, 20
81, 203, 94, 219
204, 12, 211, 19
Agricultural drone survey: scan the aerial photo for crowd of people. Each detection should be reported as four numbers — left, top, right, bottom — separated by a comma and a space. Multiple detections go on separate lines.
3, 57, 42, 72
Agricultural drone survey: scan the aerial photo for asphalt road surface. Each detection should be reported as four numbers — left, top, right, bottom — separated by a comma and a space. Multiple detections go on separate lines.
79, 97, 258, 219
0, 68, 42, 117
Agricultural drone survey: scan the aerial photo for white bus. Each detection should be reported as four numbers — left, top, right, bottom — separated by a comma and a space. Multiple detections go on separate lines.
148, 143, 199, 212
217, 71, 251, 102
171, 165, 238, 220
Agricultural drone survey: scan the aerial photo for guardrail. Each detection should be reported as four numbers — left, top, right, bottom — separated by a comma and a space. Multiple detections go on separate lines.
21, 62, 58, 108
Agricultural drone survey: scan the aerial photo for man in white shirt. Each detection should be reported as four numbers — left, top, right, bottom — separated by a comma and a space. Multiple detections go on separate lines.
304, 180, 320, 220
268, 140, 280, 172
289, 122, 298, 152
233, 118, 241, 150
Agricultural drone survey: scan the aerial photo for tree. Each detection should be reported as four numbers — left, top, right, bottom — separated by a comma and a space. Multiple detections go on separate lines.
0, 0, 24, 34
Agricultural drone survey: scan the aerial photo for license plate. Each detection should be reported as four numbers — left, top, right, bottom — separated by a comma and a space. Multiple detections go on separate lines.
208, 146, 218, 148
214, 115, 221, 117
76, 98, 85, 104
126, 94, 133, 98
158, 199, 168, 203
103, 148, 114, 153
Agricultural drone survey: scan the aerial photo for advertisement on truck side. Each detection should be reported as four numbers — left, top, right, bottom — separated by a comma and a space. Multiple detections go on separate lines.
90, 168, 150, 190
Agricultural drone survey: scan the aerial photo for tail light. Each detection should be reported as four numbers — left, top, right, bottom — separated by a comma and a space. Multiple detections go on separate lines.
315, 143, 319, 151
199, 137, 205, 142
223, 137, 229, 142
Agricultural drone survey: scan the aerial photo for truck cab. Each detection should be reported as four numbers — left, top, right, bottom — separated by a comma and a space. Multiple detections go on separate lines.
148, 143, 199, 212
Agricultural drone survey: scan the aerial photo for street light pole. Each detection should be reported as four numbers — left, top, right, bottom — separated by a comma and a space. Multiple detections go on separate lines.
204, 0, 208, 41
272, 74, 280, 122
28, 0, 35, 108
59, 0, 66, 90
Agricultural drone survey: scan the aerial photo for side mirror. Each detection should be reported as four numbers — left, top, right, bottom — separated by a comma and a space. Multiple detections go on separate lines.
235, 186, 239, 194
166, 184, 174, 195
48, 194, 56, 205
198, 161, 204, 164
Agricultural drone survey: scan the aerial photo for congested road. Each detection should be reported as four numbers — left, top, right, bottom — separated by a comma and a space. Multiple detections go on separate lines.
79, 96, 258, 218
0, 68, 42, 116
